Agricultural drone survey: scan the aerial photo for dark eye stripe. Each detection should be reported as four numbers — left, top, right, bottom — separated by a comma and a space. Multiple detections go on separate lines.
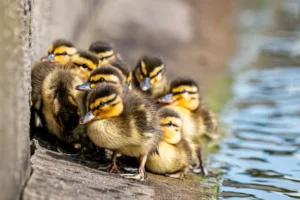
160, 123, 179, 128
90, 80, 117, 84
110, 101, 120, 106
100, 54, 114, 60
172, 91, 198, 95
73, 62, 93, 71
150, 69, 164, 79
105, 95, 117, 104
55, 52, 72, 56
93, 95, 117, 110
139, 66, 146, 76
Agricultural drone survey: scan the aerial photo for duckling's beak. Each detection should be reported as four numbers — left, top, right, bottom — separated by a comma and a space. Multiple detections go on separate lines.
140, 77, 151, 91
80, 111, 95, 124
76, 82, 91, 91
41, 54, 55, 62
158, 93, 174, 104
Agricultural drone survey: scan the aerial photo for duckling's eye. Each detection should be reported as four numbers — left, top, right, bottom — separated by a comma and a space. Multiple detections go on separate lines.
181, 89, 187, 93
99, 78, 105, 82
99, 56, 105, 61
99, 101, 105, 107
62, 51, 68, 56
81, 64, 88, 69
167, 121, 173, 127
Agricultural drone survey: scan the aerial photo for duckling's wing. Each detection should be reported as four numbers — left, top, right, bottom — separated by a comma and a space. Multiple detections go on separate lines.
197, 107, 219, 139
132, 108, 160, 137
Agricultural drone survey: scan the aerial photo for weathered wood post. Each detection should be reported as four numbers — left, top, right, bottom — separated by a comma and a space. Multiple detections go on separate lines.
0, 0, 31, 199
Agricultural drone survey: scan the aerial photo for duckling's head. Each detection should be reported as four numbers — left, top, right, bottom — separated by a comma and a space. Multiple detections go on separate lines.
41, 39, 77, 64
80, 84, 123, 124
76, 65, 124, 91
159, 108, 182, 144
70, 51, 99, 80
134, 55, 166, 91
89, 41, 116, 66
110, 60, 132, 88
158, 79, 201, 111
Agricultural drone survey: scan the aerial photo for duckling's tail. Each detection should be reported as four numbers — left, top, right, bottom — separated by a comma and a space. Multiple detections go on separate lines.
200, 107, 219, 139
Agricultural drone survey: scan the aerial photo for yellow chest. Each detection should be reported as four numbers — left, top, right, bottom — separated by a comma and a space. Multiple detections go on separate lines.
165, 105, 205, 143
146, 141, 186, 174
87, 120, 124, 149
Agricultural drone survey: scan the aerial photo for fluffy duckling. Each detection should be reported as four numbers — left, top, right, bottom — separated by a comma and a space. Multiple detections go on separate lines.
145, 107, 192, 179
69, 51, 99, 80
132, 55, 168, 99
89, 42, 132, 87
158, 78, 218, 139
76, 65, 125, 91
31, 61, 85, 142
110, 60, 132, 89
31, 61, 60, 139
80, 84, 161, 180
41, 39, 77, 64
158, 78, 218, 171
89, 41, 118, 66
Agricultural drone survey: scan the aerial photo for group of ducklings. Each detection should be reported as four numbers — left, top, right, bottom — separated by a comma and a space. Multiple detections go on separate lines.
31, 39, 219, 181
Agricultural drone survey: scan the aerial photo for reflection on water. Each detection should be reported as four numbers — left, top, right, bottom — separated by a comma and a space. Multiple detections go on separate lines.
208, 4, 300, 200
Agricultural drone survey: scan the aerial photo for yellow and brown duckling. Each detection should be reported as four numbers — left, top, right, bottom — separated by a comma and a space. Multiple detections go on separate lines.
158, 78, 218, 140
76, 65, 125, 92
89, 41, 118, 66
80, 84, 161, 180
133, 55, 168, 99
31, 61, 85, 143
69, 51, 99, 80
41, 39, 77, 64
158, 78, 218, 172
110, 60, 132, 89
145, 107, 192, 179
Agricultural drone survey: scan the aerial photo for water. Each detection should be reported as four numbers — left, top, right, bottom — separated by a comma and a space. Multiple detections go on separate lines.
209, 4, 300, 200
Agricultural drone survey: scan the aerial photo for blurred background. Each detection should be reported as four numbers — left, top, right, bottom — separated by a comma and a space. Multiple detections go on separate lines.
32, 0, 241, 111
1, 0, 300, 199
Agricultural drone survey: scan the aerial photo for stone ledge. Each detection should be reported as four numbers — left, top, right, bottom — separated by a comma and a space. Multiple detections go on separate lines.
23, 141, 216, 200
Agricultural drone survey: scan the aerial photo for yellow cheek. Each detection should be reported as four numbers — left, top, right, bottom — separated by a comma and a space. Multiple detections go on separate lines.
156, 75, 163, 82
90, 64, 98, 70
71, 68, 90, 80
176, 99, 189, 108
151, 76, 162, 85
107, 55, 115, 62
99, 60, 110, 66
90, 83, 96, 89
161, 127, 181, 144
54, 55, 71, 64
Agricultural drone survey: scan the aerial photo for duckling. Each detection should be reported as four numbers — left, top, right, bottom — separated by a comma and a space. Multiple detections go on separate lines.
31, 61, 61, 139
31, 61, 85, 143
145, 107, 192, 179
41, 39, 77, 64
69, 51, 99, 81
76, 65, 125, 92
158, 78, 218, 172
110, 60, 132, 89
89, 41, 119, 66
158, 78, 218, 139
88, 42, 132, 86
80, 84, 161, 180
132, 55, 168, 99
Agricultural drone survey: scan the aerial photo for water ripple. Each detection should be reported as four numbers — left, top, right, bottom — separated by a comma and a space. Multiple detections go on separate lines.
210, 23, 300, 199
